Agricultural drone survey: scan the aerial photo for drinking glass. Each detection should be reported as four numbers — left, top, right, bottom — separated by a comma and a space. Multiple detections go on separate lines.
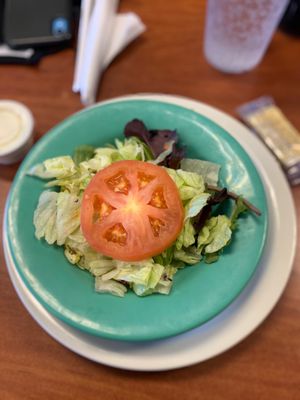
204, 0, 290, 73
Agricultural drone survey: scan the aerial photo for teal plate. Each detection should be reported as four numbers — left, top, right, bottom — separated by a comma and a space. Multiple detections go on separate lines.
6, 100, 268, 341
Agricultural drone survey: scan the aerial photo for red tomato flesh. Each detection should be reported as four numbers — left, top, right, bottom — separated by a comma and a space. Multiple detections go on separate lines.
80, 160, 184, 261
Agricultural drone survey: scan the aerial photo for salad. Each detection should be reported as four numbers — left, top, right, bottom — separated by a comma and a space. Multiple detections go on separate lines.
29, 119, 260, 297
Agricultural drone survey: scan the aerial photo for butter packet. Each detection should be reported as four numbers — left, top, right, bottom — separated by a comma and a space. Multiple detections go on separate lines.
237, 96, 300, 186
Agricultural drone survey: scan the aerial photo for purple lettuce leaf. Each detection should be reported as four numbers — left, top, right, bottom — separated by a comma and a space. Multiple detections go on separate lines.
124, 119, 185, 169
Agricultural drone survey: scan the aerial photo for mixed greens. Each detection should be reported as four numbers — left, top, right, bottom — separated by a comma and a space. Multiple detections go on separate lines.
29, 120, 260, 297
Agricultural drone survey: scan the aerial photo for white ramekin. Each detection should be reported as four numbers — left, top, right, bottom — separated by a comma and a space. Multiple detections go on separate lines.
0, 100, 35, 165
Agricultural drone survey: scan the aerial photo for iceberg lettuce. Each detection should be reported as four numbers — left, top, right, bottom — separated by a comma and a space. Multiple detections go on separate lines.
197, 215, 232, 256
181, 158, 220, 186
56, 192, 81, 245
175, 218, 196, 250
33, 191, 58, 244
185, 193, 210, 220
95, 278, 127, 297
33, 190, 81, 246
73, 145, 95, 165
29, 156, 77, 179
166, 168, 205, 202
115, 137, 152, 161
30, 134, 253, 298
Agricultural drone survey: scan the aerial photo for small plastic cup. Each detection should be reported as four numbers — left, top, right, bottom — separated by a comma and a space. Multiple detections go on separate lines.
0, 100, 34, 165
204, 0, 290, 73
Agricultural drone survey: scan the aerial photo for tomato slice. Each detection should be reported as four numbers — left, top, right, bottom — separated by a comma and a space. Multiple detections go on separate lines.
81, 160, 184, 261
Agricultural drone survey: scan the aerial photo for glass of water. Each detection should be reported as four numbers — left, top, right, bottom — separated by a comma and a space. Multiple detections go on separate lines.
204, 0, 289, 73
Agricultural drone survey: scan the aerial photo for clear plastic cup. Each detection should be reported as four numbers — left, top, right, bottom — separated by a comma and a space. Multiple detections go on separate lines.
204, 0, 289, 73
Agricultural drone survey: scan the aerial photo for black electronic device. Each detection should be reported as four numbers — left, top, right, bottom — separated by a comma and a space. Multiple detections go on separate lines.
3, 0, 72, 49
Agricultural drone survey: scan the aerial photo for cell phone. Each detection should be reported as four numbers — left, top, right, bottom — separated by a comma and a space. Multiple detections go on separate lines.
3, 0, 72, 49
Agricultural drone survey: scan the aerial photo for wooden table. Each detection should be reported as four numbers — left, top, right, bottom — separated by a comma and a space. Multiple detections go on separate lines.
1, 1, 299, 399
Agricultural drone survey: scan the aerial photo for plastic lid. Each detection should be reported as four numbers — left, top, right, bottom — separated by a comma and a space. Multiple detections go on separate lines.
0, 100, 34, 159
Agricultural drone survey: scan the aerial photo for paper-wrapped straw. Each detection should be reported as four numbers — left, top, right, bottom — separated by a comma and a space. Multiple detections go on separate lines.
72, 0, 95, 93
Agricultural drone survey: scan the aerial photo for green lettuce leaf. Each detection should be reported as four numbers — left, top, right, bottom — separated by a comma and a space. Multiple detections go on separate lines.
175, 218, 196, 250
79, 156, 111, 173
174, 248, 201, 264
98, 260, 165, 297
197, 224, 212, 249
200, 215, 232, 254
115, 137, 152, 161
230, 196, 249, 230
176, 169, 205, 190
73, 145, 95, 165
180, 158, 220, 185
152, 265, 178, 295
166, 168, 205, 201
132, 264, 165, 296
153, 245, 174, 266
56, 192, 81, 245
64, 228, 117, 276
33, 191, 58, 244
29, 156, 77, 179
185, 192, 210, 220
102, 261, 164, 287
33, 190, 81, 246
165, 167, 185, 188
95, 277, 127, 297
134, 264, 178, 296
94, 146, 119, 159
204, 252, 220, 264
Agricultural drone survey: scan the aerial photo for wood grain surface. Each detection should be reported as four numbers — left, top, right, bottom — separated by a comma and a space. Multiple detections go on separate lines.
1, 1, 300, 399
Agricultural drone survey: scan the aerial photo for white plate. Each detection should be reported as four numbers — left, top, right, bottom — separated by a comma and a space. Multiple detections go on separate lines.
3, 94, 296, 371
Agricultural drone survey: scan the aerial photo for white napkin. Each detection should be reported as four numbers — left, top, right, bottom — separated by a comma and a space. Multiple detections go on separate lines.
73, 0, 146, 106
0, 44, 34, 60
